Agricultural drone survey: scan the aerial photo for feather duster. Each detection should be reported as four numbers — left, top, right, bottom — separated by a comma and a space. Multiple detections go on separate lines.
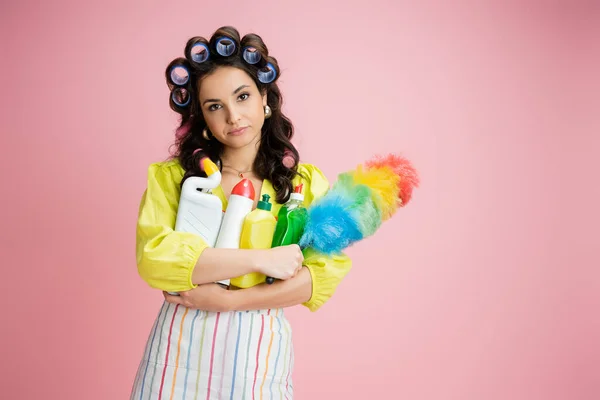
299, 153, 419, 254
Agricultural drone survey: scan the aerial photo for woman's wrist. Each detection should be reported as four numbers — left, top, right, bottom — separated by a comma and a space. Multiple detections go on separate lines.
249, 249, 268, 274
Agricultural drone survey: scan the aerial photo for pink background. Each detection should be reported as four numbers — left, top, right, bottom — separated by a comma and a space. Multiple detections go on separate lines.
1, 0, 599, 399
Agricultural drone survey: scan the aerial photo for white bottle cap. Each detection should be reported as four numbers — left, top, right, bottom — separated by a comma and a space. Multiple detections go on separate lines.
290, 184, 304, 202
290, 192, 304, 201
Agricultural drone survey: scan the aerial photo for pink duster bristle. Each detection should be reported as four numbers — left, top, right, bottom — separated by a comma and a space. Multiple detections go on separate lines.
365, 154, 420, 206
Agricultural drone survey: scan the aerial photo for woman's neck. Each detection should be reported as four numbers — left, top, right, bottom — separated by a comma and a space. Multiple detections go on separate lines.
221, 145, 258, 173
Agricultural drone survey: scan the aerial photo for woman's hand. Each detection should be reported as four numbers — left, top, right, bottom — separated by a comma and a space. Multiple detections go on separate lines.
163, 283, 234, 312
255, 244, 304, 280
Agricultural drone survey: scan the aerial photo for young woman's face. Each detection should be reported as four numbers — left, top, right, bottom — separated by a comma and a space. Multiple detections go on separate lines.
198, 66, 267, 149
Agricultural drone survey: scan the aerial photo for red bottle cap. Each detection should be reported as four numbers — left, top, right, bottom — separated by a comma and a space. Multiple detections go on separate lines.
294, 184, 303, 194
231, 178, 255, 199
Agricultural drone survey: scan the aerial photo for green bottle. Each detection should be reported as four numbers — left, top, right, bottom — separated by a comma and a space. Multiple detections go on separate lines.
266, 184, 308, 284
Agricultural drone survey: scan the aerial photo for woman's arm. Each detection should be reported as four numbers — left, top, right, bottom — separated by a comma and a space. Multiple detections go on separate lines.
190, 245, 303, 286
227, 248, 352, 312
228, 267, 312, 311
189, 248, 259, 285
163, 267, 312, 312
165, 248, 351, 313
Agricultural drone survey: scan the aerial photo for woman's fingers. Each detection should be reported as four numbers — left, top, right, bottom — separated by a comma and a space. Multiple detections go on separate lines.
163, 291, 183, 305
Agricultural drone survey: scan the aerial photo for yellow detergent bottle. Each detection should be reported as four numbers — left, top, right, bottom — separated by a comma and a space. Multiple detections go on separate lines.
231, 194, 277, 288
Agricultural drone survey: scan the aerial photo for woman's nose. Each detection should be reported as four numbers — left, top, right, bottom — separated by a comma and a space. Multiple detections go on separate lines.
226, 106, 242, 124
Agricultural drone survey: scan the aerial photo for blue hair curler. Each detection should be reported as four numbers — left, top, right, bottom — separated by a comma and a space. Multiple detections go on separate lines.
257, 62, 277, 84
215, 36, 236, 56
242, 46, 261, 64
169, 65, 190, 86
190, 42, 210, 63
171, 87, 191, 107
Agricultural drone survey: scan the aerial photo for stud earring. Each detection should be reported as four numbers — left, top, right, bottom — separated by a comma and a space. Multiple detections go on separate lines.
264, 105, 272, 119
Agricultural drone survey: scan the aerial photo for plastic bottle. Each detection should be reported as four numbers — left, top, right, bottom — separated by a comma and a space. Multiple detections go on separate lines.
266, 184, 308, 284
231, 194, 277, 288
212, 179, 255, 287
214, 178, 255, 250
173, 157, 224, 291
175, 157, 223, 245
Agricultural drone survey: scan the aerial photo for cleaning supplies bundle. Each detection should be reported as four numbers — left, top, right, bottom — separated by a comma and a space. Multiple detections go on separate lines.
175, 153, 419, 289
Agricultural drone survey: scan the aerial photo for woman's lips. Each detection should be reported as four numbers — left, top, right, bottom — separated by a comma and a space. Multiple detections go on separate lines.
228, 127, 247, 136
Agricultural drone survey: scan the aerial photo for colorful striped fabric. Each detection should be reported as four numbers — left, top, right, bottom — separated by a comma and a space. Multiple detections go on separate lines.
130, 301, 294, 400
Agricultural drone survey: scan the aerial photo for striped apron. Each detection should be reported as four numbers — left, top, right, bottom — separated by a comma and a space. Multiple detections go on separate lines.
129, 301, 295, 400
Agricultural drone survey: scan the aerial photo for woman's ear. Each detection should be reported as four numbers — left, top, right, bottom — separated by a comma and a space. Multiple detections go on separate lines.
262, 90, 268, 107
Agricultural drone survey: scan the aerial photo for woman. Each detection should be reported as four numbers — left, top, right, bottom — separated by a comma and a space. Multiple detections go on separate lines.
130, 26, 352, 399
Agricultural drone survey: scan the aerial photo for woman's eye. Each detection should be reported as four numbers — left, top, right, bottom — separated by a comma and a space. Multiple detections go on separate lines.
238, 93, 250, 101
208, 104, 221, 111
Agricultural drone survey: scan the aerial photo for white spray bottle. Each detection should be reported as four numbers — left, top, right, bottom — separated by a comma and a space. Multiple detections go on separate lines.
172, 157, 227, 292
214, 179, 255, 252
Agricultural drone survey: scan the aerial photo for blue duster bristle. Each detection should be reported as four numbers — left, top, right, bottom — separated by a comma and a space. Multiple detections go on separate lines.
298, 191, 363, 254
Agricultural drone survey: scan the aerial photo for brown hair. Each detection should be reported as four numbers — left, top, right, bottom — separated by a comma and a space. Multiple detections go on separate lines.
165, 26, 302, 203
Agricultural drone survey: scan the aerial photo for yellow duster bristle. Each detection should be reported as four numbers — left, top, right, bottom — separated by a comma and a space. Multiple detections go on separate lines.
350, 165, 400, 220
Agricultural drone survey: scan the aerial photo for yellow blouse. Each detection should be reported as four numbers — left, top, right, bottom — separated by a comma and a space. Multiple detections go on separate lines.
135, 159, 352, 312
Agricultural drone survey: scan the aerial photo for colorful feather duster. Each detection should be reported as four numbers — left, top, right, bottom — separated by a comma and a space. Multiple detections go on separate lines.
298, 154, 420, 255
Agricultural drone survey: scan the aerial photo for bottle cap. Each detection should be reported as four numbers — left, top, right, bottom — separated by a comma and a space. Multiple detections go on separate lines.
290, 184, 304, 201
231, 179, 255, 199
201, 157, 219, 176
257, 194, 272, 211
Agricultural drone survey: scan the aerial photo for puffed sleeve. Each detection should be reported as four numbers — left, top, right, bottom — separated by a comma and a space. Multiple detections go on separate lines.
297, 164, 353, 312
135, 161, 209, 292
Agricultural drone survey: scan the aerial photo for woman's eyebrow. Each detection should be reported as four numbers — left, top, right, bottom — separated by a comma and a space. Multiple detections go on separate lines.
202, 84, 250, 105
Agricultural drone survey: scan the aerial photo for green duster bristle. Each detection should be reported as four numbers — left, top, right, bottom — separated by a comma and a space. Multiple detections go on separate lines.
333, 173, 382, 237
